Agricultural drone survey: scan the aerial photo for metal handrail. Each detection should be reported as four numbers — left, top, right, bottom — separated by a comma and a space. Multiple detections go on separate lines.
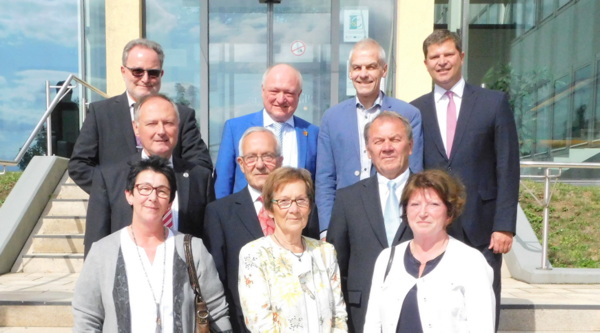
520, 160, 600, 269
0, 74, 108, 173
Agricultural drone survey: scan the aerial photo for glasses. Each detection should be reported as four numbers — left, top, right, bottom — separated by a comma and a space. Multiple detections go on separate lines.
241, 153, 278, 166
135, 183, 171, 199
271, 197, 310, 209
124, 66, 162, 78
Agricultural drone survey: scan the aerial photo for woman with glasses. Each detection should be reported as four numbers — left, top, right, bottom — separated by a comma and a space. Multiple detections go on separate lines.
238, 167, 348, 332
73, 156, 232, 332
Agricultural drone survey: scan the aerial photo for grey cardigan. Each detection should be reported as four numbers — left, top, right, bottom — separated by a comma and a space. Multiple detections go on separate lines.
72, 229, 232, 332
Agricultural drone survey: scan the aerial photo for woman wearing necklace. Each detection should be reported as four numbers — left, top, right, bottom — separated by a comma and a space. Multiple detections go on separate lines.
73, 156, 232, 332
238, 167, 348, 332
364, 170, 495, 332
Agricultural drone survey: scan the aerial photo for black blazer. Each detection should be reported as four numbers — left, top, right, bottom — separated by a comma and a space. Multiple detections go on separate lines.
84, 154, 214, 256
68, 92, 212, 194
203, 187, 319, 333
327, 175, 412, 333
411, 83, 520, 247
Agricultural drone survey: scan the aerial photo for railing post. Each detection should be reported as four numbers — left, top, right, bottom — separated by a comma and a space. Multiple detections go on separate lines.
45, 80, 53, 156
540, 167, 552, 270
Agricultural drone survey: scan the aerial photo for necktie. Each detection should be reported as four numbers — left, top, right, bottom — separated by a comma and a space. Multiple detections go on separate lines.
383, 181, 400, 247
272, 122, 284, 146
163, 209, 173, 228
257, 196, 275, 236
446, 90, 457, 157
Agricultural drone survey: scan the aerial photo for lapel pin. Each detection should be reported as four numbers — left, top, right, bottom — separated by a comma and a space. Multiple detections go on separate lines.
183, 172, 189, 178
303, 130, 308, 136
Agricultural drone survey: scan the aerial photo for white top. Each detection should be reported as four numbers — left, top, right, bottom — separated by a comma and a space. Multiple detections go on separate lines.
263, 109, 298, 168
356, 92, 383, 180
434, 78, 465, 153
121, 228, 176, 333
247, 185, 263, 216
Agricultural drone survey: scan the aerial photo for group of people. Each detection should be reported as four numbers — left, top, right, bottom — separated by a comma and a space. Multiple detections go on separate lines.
70, 28, 519, 333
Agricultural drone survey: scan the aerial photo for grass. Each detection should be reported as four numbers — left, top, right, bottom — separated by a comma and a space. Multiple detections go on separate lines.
519, 180, 600, 268
0, 172, 22, 207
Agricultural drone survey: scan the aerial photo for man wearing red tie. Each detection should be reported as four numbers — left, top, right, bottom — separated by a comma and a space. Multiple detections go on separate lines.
84, 94, 214, 256
204, 127, 319, 332
411, 29, 520, 330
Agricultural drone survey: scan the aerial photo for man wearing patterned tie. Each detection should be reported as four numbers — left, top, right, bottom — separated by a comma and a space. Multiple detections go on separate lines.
327, 111, 414, 332
84, 94, 214, 256
213, 64, 319, 199
410, 29, 520, 330
204, 127, 319, 332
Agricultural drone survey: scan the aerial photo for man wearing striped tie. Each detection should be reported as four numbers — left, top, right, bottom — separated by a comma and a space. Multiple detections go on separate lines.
83, 94, 214, 257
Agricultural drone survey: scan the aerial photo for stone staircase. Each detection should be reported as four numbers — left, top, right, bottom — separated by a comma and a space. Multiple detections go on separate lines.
0, 171, 85, 329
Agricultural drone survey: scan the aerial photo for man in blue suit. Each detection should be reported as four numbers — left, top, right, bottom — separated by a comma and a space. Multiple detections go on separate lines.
411, 30, 520, 330
214, 64, 318, 199
316, 38, 423, 235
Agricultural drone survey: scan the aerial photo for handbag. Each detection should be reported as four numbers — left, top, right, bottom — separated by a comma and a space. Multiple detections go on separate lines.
184, 234, 211, 333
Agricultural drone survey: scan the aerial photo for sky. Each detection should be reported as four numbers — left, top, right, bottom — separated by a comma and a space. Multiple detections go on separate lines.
0, 0, 78, 164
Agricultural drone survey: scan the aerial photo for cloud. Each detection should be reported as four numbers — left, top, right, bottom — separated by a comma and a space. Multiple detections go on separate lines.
0, 0, 78, 47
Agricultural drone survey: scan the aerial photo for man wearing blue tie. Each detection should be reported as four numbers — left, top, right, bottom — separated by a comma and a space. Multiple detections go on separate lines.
214, 64, 319, 199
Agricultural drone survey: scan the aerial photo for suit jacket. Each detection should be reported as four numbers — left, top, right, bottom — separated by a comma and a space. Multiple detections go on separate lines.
203, 187, 319, 333
316, 94, 423, 232
84, 153, 215, 256
411, 83, 520, 248
327, 175, 413, 333
213, 110, 319, 199
68, 92, 212, 194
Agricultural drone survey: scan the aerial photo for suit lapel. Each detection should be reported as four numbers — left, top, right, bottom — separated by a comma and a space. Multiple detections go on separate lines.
234, 188, 264, 239
173, 158, 190, 228
293, 116, 307, 169
342, 99, 361, 162
116, 93, 137, 153
361, 176, 388, 248
251, 110, 263, 126
451, 84, 478, 162
421, 93, 448, 160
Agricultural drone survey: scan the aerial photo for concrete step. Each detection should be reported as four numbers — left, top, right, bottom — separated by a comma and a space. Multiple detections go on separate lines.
0, 328, 72, 332
38, 216, 85, 235
0, 305, 72, 327
53, 183, 88, 200
44, 200, 88, 217
30, 235, 83, 253
499, 306, 600, 331
16, 254, 83, 273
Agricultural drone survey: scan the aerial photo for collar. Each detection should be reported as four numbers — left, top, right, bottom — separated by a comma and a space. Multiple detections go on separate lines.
141, 150, 173, 166
376, 167, 410, 187
355, 91, 384, 110
434, 78, 465, 102
126, 91, 137, 108
262, 109, 295, 127
247, 185, 262, 202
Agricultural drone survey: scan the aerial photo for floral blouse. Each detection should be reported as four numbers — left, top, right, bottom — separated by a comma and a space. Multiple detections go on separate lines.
238, 236, 348, 333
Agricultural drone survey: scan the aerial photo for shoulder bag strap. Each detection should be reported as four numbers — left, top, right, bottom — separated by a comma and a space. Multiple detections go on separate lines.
184, 234, 210, 332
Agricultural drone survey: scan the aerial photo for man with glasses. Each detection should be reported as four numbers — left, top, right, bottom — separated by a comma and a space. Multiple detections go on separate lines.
204, 127, 319, 332
69, 38, 212, 194
83, 94, 214, 256
213, 63, 319, 199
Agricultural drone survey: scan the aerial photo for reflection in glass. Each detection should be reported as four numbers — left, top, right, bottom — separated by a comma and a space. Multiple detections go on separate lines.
552, 75, 571, 150
572, 65, 592, 142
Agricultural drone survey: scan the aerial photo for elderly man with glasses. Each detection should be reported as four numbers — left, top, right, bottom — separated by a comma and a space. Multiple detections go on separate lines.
69, 38, 212, 194
204, 126, 319, 333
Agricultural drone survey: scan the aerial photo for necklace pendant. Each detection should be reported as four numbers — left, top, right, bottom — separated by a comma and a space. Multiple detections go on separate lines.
156, 304, 162, 333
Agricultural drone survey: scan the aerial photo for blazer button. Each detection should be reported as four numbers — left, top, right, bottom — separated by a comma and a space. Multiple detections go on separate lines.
354, 170, 360, 176
447, 166, 452, 172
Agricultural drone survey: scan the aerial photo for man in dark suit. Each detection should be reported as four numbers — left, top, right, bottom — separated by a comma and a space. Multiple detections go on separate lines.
204, 127, 319, 332
316, 38, 423, 235
214, 64, 318, 199
328, 111, 414, 332
411, 29, 520, 328
69, 38, 212, 194
84, 94, 214, 256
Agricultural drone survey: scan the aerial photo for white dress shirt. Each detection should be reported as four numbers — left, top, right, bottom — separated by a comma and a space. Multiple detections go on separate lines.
376, 168, 410, 224
434, 78, 465, 153
356, 92, 384, 180
263, 109, 298, 168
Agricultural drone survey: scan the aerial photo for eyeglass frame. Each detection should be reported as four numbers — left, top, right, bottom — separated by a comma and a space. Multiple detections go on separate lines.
124, 66, 163, 78
134, 183, 171, 199
271, 197, 311, 209
240, 153, 279, 166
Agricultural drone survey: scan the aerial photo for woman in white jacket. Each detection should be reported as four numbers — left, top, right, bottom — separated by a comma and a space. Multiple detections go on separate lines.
364, 169, 495, 333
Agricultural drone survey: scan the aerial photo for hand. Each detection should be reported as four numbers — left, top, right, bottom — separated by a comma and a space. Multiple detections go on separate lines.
488, 231, 513, 254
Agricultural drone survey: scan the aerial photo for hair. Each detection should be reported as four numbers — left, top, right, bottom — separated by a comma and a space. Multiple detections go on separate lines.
238, 126, 281, 157
348, 38, 387, 69
400, 169, 466, 227
262, 167, 314, 212
125, 155, 177, 203
422, 29, 462, 58
133, 93, 180, 123
261, 64, 303, 90
364, 111, 413, 144
122, 38, 165, 67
